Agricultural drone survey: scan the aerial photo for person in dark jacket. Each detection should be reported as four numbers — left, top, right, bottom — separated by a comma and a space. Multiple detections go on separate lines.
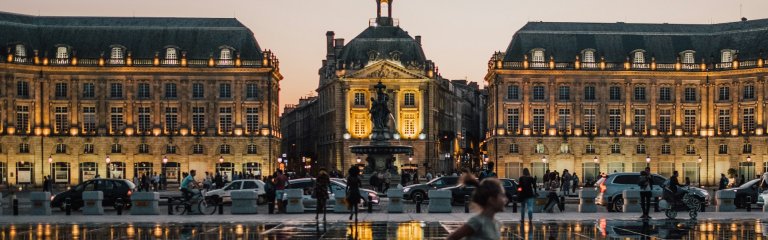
346, 166, 362, 221
518, 168, 537, 223
719, 173, 729, 190
315, 168, 331, 221
638, 167, 654, 219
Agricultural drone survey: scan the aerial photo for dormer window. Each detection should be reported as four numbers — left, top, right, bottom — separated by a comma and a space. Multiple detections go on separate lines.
632, 51, 645, 64
682, 51, 695, 64
582, 49, 595, 63
220, 49, 232, 60
165, 48, 177, 60
531, 49, 545, 62
110, 47, 123, 59
56, 46, 68, 59
721, 50, 734, 63
15, 44, 26, 57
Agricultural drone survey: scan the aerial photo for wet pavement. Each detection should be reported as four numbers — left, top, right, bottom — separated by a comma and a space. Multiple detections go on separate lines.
0, 219, 766, 240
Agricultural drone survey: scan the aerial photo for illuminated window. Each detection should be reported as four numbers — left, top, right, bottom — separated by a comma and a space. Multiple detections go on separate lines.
220, 49, 232, 60
683, 109, 696, 134
403, 113, 416, 136
743, 108, 755, 133
54, 107, 69, 135
532, 108, 545, 135
404, 93, 416, 106
15, 44, 26, 57
583, 109, 596, 135
110, 47, 123, 59
354, 92, 366, 106
658, 109, 671, 135
633, 51, 645, 64
506, 109, 519, 135
165, 48, 177, 60
718, 109, 730, 135
354, 113, 366, 136
56, 46, 68, 59
15, 105, 29, 134
582, 50, 595, 63
682, 52, 695, 64
532, 50, 545, 62
721, 50, 733, 63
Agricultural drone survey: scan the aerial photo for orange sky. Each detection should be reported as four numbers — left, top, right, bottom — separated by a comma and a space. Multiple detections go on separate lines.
3, 0, 768, 113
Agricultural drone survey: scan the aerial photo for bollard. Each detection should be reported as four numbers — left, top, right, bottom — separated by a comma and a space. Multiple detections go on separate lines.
13, 198, 19, 216
268, 200, 275, 214
116, 198, 123, 215
512, 200, 518, 213
654, 197, 660, 212
464, 195, 470, 213
746, 196, 752, 212
367, 196, 373, 213
218, 198, 224, 215
168, 198, 174, 215
415, 196, 423, 213
65, 197, 72, 215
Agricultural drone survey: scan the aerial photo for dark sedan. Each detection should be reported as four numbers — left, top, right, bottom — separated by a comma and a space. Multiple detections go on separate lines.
403, 176, 459, 201
726, 179, 763, 208
442, 178, 518, 205
51, 179, 136, 211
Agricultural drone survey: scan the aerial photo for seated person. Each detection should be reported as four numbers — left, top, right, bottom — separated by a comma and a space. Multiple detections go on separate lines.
181, 170, 199, 202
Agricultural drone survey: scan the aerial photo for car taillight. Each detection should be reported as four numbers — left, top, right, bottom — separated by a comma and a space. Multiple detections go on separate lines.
517, 187, 522, 192
599, 182, 606, 193
127, 190, 132, 196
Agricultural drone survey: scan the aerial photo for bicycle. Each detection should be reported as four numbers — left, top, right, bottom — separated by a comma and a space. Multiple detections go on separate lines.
170, 189, 219, 215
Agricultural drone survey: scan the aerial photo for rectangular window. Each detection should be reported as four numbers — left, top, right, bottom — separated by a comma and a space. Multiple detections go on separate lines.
138, 144, 150, 154
743, 108, 755, 134
609, 86, 621, 101
138, 107, 151, 134
247, 145, 258, 154
718, 144, 728, 154
583, 86, 595, 101
507, 85, 519, 100
718, 109, 731, 135
532, 108, 545, 135
659, 87, 671, 102
683, 109, 697, 134
686, 145, 696, 155
585, 144, 596, 154
532, 86, 545, 101
19, 143, 30, 153
82, 83, 95, 98
404, 93, 416, 106
661, 144, 671, 155
509, 144, 519, 154
137, 83, 151, 99
219, 107, 233, 134
583, 109, 596, 135
354, 92, 366, 106
246, 108, 259, 134
611, 144, 621, 154
192, 144, 204, 154
718, 86, 730, 101
684, 87, 696, 102
110, 107, 124, 134
743, 143, 752, 154
506, 109, 519, 135
82, 107, 96, 134
165, 107, 178, 133
165, 83, 177, 98
558, 86, 570, 101
17, 81, 29, 98
354, 113, 366, 135
83, 144, 94, 154
246, 83, 259, 99
110, 83, 123, 98
558, 108, 571, 134
634, 86, 646, 101
219, 83, 232, 98
608, 109, 621, 133
658, 109, 671, 135
722, 51, 733, 63
54, 107, 69, 135
633, 109, 646, 134
55, 83, 68, 98
744, 85, 755, 100
166, 145, 177, 154
16, 105, 29, 134
111, 144, 122, 154
192, 83, 205, 99
636, 144, 646, 154
504, 162, 523, 180
403, 113, 416, 135
192, 107, 206, 134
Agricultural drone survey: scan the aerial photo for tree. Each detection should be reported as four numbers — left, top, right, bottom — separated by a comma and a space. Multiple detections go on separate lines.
727, 168, 738, 178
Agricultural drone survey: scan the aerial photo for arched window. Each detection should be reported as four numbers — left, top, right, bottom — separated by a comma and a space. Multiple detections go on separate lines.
56, 46, 68, 59
15, 44, 26, 57
220, 49, 232, 60
632, 51, 645, 64
682, 51, 695, 64
721, 50, 734, 63
110, 47, 123, 59
165, 48, 177, 60
531, 49, 545, 62
582, 49, 595, 63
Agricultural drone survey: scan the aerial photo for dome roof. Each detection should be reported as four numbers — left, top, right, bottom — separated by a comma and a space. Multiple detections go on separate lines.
338, 25, 426, 66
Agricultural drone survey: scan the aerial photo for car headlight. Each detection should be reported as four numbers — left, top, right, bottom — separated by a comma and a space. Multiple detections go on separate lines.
403, 188, 411, 193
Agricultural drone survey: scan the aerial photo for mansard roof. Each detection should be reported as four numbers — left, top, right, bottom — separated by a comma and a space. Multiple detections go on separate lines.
503, 18, 768, 63
338, 25, 427, 65
0, 11, 263, 60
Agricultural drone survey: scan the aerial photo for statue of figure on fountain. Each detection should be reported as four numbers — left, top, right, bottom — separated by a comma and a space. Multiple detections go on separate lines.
369, 81, 391, 141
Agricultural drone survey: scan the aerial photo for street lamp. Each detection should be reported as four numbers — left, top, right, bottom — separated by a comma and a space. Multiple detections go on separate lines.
356, 156, 361, 163
593, 156, 599, 163
746, 155, 752, 162
219, 156, 224, 163
105, 155, 111, 178
697, 156, 702, 186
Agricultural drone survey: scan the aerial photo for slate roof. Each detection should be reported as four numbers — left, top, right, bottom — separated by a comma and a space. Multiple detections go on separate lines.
503, 18, 768, 63
0, 11, 263, 60
338, 25, 427, 65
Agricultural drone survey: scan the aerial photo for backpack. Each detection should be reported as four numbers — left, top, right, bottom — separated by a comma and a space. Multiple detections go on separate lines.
638, 175, 649, 189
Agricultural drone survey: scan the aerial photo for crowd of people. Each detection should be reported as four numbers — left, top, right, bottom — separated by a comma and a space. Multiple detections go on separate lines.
132, 172, 167, 192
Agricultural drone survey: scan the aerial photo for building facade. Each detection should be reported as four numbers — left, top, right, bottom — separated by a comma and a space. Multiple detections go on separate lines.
298, 0, 486, 175
0, 12, 282, 187
280, 96, 319, 175
486, 19, 768, 186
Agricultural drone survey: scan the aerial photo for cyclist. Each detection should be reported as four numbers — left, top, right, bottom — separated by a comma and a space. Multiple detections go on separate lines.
181, 170, 200, 203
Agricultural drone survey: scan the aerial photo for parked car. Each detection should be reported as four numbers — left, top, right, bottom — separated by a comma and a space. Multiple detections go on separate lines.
725, 178, 764, 208
442, 178, 518, 205
284, 178, 379, 211
757, 191, 767, 207
595, 172, 710, 212
204, 179, 266, 204
403, 176, 459, 201
51, 179, 136, 211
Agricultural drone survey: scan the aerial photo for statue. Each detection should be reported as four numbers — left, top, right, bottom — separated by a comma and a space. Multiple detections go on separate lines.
370, 81, 390, 131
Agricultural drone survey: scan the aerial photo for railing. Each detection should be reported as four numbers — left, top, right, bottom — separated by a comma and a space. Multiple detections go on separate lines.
631, 63, 650, 70
162, 59, 180, 66
188, 59, 208, 67
217, 59, 234, 66
133, 59, 153, 66
13, 56, 30, 64
494, 58, 765, 72
740, 60, 757, 68
51, 58, 70, 65
715, 62, 733, 69
656, 64, 675, 70
581, 62, 599, 69
1, 55, 267, 68
681, 63, 699, 70
108, 59, 125, 65
530, 62, 548, 68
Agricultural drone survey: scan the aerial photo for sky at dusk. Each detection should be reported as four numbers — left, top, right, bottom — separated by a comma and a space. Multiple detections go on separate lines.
3, 0, 768, 113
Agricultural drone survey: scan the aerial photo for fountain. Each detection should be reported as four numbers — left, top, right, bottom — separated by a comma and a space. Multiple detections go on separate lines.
350, 82, 413, 174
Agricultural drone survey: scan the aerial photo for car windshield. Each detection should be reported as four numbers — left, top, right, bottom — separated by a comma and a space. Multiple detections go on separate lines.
739, 179, 761, 188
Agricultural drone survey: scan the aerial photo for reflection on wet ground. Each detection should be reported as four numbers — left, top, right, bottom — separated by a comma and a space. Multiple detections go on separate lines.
0, 219, 766, 240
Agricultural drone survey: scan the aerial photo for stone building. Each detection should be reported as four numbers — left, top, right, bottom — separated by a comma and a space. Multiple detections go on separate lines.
485, 18, 768, 185
280, 96, 319, 175
0, 12, 282, 187
304, 0, 485, 175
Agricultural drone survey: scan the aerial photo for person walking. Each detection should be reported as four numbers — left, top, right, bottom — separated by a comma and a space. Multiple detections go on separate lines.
401, 170, 409, 186
719, 173, 729, 190
561, 169, 571, 197
346, 166, 362, 221
412, 172, 420, 184
274, 170, 288, 213
314, 168, 331, 221
425, 172, 433, 182
543, 172, 561, 213
152, 172, 160, 191
638, 167, 654, 219
446, 178, 506, 240
571, 173, 579, 194
42, 176, 49, 192
518, 168, 537, 223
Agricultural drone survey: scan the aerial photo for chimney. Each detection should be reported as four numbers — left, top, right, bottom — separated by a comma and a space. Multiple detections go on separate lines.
334, 39, 345, 49
326, 31, 335, 56
415, 36, 422, 46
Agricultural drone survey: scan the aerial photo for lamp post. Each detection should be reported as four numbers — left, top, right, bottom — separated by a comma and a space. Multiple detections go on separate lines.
697, 156, 702, 187
105, 156, 111, 178
645, 155, 651, 170
542, 156, 548, 171
47, 155, 52, 183
162, 155, 168, 183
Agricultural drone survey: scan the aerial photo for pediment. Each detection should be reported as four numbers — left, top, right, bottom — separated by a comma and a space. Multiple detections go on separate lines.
347, 60, 427, 80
